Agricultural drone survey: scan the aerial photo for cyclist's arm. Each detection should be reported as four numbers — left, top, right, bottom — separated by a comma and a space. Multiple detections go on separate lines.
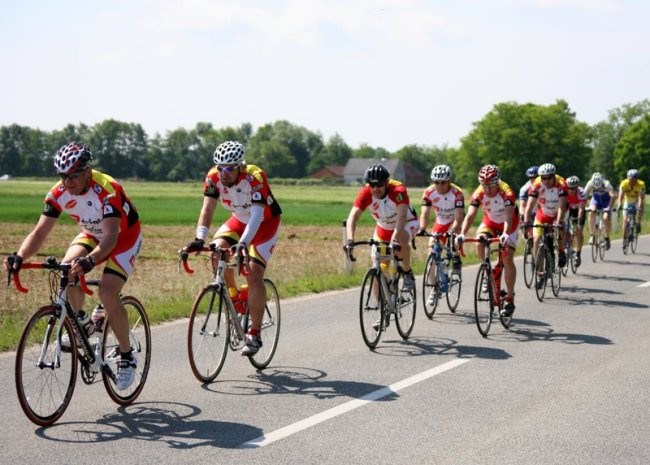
523, 196, 538, 222
346, 206, 363, 242
15, 214, 58, 262
460, 204, 479, 236
419, 204, 431, 232
556, 196, 568, 224
616, 186, 624, 210
452, 207, 465, 234
391, 203, 408, 243
239, 205, 264, 245
196, 196, 218, 240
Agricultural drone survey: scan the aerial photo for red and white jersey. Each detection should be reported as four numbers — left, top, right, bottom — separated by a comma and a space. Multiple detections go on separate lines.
566, 186, 587, 210
42, 170, 141, 243
527, 175, 567, 218
203, 164, 282, 223
354, 180, 417, 230
420, 183, 465, 225
468, 180, 519, 233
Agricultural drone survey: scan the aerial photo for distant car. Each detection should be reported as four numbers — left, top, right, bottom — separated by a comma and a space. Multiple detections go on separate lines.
0, 174, 11, 181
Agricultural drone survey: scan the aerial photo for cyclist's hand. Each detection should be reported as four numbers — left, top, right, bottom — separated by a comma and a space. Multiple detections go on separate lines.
5, 253, 23, 272
390, 239, 402, 252
343, 239, 355, 252
231, 241, 248, 259
73, 256, 95, 275
499, 233, 509, 246
184, 238, 205, 253
455, 234, 465, 247
416, 228, 427, 236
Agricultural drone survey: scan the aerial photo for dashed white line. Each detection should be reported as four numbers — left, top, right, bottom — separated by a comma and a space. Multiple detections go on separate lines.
639, 282, 650, 288
240, 358, 470, 448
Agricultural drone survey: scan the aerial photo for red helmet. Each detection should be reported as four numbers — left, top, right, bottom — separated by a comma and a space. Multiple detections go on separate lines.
478, 164, 500, 186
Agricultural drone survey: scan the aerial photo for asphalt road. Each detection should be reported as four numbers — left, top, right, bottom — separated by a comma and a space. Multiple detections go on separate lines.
2, 236, 650, 465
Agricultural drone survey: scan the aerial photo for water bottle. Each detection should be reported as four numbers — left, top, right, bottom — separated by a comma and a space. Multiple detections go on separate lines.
230, 284, 249, 314
76, 309, 92, 336
90, 304, 105, 334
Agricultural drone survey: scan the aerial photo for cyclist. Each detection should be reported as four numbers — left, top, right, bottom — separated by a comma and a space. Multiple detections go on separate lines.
345, 164, 419, 290
584, 172, 615, 250
616, 168, 645, 240
183, 141, 282, 356
523, 163, 568, 284
456, 164, 519, 317
565, 175, 587, 267
418, 164, 465, 305
3, 142, 143, 390
518, 165, 539, 237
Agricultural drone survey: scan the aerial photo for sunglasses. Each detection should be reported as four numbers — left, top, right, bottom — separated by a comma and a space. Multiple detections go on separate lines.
368, 181, 385, 188
541, 175, 554, 180
59, 170, 85, 181
217, 165, 239, 173
433, 180, 449, 185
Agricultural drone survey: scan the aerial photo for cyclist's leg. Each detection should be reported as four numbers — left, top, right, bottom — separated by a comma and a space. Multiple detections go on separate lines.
62, 240, 94, 311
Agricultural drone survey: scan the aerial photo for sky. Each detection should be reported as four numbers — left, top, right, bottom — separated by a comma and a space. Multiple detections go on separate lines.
1, 0, 649, 152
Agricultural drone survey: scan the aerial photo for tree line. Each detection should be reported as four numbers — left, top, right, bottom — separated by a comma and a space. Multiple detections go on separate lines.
1, 99, 648, 189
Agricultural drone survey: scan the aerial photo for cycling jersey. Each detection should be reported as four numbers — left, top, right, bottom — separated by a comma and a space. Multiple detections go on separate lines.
527, 175, 567, 222
519, 180, 533, 203
203, 164, 282, 223
468, 180, 519, 234
420, 183, 465, 226
354, 179, 417, 230
566, 186, 587, 210
619, 178, 646, 204
584, 179, 614, 210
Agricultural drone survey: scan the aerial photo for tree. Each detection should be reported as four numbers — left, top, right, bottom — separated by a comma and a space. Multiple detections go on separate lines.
306, 133, 352, 174
86, 120, 148, 178
613, 114, 650, 182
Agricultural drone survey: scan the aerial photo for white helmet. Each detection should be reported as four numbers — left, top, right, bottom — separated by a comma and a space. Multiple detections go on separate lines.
538, 163, 556, 176
430, 164, 452, 182
213, 141, 246, 165
591, 172, 604, 188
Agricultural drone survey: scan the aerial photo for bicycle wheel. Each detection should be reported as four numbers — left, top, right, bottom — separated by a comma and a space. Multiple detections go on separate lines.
598, 228, 606, 260
103, 296, 152, 402
249, 278, 281, 369
15, 305, 78, 426
622, 222, 630, 255
446, 268, 462, 313
522, 237, 534, 289
570, 249, 578, 274
631, 221, 638, 254
395, 272, 416, 339
550, 249, 561, 297
474, 264, 493, 337
422, 253, 439, 319
591, 226, 599, 262
535, 244, 548, 302
187, 285, 230, 383
359, 269, 383, 349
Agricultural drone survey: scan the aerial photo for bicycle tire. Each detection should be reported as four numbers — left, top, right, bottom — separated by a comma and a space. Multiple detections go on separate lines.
550, 249, 561, 297
631, 220, 638, 254
474, 264, 493, 337
15, 305, 78, 426
103, 296, 152, 402
422, 253, 439, 319
359, 269, 383, 349
570, 249, 578, 274
622, 222, 630, 255
535, 244, 548, 302
598, 228, 606, 260
522, 237, 534, 289
446, 269, 462, 313
187, 285, 230, 383
591, 225, 599, 262
394, 271, 416, 339
249, 278, 281, 369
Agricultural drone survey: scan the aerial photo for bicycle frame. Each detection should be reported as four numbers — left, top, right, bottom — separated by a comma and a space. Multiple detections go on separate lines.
419, 231, 461, 317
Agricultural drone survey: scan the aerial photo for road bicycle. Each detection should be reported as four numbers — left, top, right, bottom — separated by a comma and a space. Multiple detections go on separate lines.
347, 239, 416, 349
562, 216, 580, 276
590, 208, 608, 262
622, 205, 640, 254
532, 224, 562, 302
11, 257, 151, 427
461, 237, 511, 337
180, 245, 280, 383
521, 225, 535, 289
418, 231, 461, 318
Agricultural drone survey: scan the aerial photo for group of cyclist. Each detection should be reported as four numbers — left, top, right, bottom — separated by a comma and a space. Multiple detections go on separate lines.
345, 160, 645, 320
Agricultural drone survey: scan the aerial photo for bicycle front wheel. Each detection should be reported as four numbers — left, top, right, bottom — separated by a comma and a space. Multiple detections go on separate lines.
591, 227, 599, 262
446, 269, 462, 313
631, 222, 639, 253
522, 237, 534, 288
550, 250, 561, 297
622, 222, 630, 255
249, 278, 281, 369
103, 296, 152, 403
422, 253, 439, 319
535, 245, 548, 302
395, 273, 416, 339
187, 286, 230, 383
15, 305, 78, 426
474, 264, 494, 338
359, 269, 383, 349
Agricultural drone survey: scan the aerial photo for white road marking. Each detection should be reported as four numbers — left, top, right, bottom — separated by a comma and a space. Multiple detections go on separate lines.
240, 358, 470, 448
639, 282, 650, 288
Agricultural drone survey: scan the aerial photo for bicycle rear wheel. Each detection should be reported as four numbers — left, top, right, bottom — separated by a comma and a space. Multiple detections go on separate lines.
102, 296, 151, 403
422, 253, 439, 319
187, 286, 230, 383
522, 237, 534, 289
359, 269, 383, 349
535, 245, 548, 302
474, 264, 493, 337
446, 269, 462, 313
550, 250, 561, 297
395, 272, 416, 339
249, 278, 281, 369
15, 305, 78, 426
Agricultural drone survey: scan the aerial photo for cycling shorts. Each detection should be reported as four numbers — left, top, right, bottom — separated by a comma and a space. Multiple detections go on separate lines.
214, 215, 281, 267
72, 231, 143, 281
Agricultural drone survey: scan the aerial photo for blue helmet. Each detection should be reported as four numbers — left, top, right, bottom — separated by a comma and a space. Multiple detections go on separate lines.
526, 165, 538, 178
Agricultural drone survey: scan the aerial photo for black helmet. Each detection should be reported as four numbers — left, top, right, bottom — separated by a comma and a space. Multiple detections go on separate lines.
364, 164, 390, 184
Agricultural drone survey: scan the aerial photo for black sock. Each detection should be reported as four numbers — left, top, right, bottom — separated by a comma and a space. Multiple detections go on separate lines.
120, 349, 133, 360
